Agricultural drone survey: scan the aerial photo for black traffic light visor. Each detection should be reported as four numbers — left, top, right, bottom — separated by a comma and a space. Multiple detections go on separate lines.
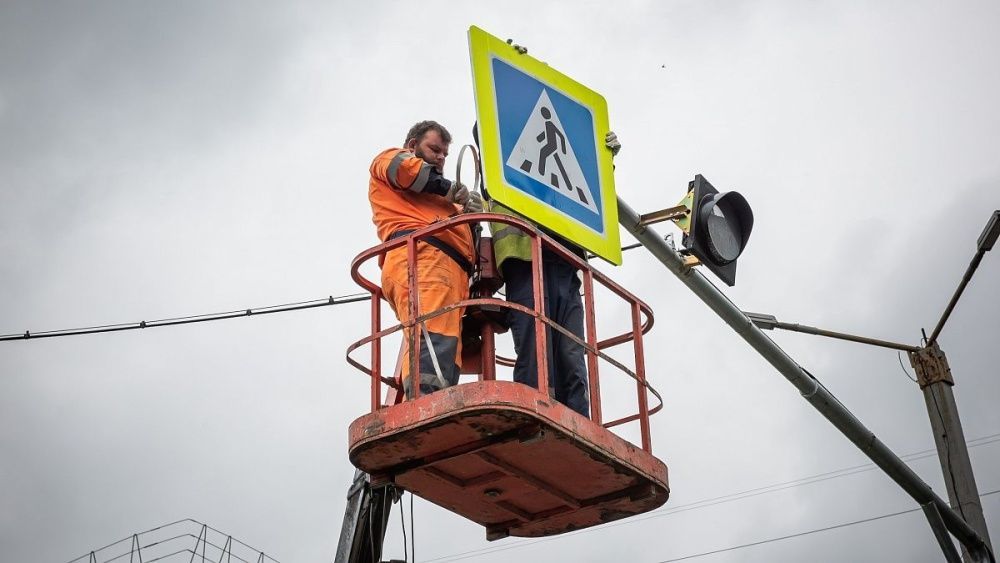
687, 175, 753, 265
696, 191, 753, 264
682, 174, 754, 286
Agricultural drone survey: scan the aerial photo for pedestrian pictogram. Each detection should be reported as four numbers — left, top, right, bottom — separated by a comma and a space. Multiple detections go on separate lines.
506, 90, 598, 213
468, 26, 622, 265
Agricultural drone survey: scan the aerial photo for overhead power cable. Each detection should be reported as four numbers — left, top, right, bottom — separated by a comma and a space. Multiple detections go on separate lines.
654, 489, 1000, 563
0, 292, 371, 342
421, 433, 1000, 562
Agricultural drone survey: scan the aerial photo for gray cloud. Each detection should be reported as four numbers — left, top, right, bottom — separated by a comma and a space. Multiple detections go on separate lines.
1, 1, 998, 562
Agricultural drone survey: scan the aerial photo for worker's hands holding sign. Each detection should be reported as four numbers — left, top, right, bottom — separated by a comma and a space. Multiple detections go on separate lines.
605, 131, 621, 157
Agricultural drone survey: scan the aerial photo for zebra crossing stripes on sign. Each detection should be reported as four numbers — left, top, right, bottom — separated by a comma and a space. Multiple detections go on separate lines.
492, 56, 603, 233
505, 89, 598, 214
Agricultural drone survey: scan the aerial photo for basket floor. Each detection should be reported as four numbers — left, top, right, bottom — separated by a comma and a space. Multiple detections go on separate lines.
349, 381, 669, 539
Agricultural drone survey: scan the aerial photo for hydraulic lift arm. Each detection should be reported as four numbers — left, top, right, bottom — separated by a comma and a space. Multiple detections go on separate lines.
334, 469, 400, 563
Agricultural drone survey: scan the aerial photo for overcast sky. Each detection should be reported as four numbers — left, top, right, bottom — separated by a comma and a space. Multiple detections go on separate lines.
1, 1, 998, 562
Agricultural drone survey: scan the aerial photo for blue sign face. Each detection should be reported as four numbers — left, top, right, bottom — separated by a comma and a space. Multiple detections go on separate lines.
492, 57, 604, 233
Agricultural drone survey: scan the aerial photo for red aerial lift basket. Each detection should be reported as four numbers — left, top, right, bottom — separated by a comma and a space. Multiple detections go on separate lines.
346, 214, 668, 540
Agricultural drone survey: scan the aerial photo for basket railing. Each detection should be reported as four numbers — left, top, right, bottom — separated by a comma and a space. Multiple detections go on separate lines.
346, 213, 662, 453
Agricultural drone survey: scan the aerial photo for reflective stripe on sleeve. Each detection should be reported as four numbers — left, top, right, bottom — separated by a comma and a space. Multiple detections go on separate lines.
410, 161, 432, 193
385, 150, 413, 190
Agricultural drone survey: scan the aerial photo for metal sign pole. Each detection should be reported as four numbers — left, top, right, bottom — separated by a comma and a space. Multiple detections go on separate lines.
617, 197, 995, 562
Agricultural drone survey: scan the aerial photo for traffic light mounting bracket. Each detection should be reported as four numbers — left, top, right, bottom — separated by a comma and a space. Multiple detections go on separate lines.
678, 249, 701, 267
638, 202, 701, 270
638, 203, 690, 229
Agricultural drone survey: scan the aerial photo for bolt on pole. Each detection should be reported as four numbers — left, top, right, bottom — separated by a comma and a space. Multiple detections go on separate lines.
617, 197, 995, 562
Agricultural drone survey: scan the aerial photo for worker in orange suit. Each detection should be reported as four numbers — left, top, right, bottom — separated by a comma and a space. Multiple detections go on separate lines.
369, 121, 484, 398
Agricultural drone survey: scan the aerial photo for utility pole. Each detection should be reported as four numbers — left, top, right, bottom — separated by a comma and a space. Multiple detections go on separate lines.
912, 209, 999, 561
746, 209, 999, 562
620, 197, 995, 562
910, 342, 991, 562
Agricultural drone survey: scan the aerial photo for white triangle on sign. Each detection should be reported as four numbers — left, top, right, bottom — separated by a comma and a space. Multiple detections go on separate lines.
504, 89, 598, 214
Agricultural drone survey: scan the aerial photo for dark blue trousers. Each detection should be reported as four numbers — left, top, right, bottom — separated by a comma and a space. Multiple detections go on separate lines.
502, 255, 590, 418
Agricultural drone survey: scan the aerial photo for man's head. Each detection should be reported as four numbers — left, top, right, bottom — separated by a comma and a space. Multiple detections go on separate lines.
404, 120, 452, 172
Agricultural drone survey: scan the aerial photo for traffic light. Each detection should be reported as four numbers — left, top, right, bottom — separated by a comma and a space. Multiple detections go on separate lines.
676, 174, 754, 286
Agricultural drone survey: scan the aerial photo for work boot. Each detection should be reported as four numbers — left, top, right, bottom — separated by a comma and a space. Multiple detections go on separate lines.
402, 371, 456, 399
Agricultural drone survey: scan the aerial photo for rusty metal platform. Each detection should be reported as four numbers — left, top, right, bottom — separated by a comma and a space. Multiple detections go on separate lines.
348, 380, 669, 540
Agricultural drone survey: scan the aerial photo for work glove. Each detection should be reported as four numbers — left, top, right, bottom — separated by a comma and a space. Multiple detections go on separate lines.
463, 192, 484, 213
605, 131, 622, 157
445, 181, 470, 206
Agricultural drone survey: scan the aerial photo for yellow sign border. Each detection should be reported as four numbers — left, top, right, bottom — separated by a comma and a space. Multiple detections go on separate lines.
468, 26, 622, 265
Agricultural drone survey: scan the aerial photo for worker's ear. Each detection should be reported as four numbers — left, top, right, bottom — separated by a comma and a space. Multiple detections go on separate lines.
404, 138, 417, 151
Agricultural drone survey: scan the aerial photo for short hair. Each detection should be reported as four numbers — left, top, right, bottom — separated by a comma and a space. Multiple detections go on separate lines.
404, 120, 452, 146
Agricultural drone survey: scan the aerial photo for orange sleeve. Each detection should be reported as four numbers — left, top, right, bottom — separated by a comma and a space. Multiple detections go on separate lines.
370, 149, 438, 193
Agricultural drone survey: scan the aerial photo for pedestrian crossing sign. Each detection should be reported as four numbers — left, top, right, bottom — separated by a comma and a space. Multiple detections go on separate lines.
468, 26, 622, 265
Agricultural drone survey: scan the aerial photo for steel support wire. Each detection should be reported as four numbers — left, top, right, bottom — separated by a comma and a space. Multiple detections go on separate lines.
0, 294, 371, 342
616, 197, 995, 563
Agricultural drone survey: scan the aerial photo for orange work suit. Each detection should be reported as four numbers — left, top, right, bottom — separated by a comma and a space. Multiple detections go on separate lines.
369, 148, 475, 396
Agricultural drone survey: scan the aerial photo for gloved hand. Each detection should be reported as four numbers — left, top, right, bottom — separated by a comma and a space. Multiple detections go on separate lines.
445, 181, 470, 205
605, 131, 621, 157
463, 191, 484, 213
